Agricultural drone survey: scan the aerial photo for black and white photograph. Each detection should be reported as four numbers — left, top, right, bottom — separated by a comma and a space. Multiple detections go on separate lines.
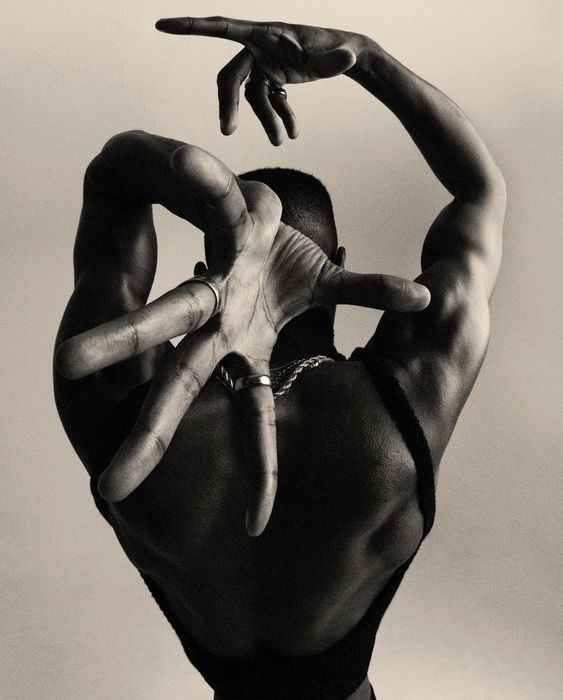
2, 2, 562, 698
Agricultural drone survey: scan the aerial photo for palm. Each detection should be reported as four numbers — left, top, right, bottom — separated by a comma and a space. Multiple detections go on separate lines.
263, 224, 331, 323
216, 222, 331, 369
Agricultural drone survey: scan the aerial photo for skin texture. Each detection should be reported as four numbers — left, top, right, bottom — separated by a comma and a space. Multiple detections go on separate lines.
55, 130, 429, 537
55, 18, 506, 699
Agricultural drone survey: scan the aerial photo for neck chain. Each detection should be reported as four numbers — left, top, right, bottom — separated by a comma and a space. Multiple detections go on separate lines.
214, 355, 334, 398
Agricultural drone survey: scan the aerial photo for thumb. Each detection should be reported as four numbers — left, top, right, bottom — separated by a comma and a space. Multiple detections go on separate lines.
320, 265, 431, 312
310, 48, 357, 78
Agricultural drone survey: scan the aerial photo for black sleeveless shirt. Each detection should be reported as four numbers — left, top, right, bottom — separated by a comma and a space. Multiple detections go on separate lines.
91, 350, 436, 700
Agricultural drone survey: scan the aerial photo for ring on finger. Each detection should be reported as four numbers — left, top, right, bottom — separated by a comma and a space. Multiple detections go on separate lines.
234, 374, 272, 392
268, 87, 287, 99
188, 275, 221, 315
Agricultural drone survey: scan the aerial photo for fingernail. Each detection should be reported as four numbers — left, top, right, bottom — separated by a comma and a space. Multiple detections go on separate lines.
415, 285, 431, 309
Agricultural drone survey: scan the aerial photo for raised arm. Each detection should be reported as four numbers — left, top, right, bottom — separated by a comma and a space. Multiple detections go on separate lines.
348, 38, 506, 462
156, 17, 504, 293
347, 37, 505, 297
156, 16, 506, 462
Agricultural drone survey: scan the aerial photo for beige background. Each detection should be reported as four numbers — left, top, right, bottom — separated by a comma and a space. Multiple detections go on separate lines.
2, 1, 562, 698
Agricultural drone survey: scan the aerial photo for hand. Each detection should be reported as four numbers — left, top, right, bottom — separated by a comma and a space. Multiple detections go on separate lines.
156, 16, 365, 144
56, 131, 429, 536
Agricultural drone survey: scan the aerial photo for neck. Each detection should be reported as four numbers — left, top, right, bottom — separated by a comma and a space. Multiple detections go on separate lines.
270, 308, 338, 366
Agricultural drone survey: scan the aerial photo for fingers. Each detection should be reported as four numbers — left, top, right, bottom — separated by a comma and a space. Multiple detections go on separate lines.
217, 49, 252, 135
269, 88, 299, 140
156, 16, 257, 43
244, 78, 285, 146
236, 362, 278, 537
55, 282, 217, 380
97, 329, 219, 501
320, 266, 431, 312
220, 66, 298, 143
170, 144, 249, 244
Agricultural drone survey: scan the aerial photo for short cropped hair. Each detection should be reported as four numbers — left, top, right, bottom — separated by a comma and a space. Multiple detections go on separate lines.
238, 168, 338, 259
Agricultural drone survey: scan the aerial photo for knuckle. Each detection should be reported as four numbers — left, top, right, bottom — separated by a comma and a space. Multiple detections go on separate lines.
174, 360, 203, 396
169, 143, 200, 174
217, 171, 236, 201
138, 426, 167, 461
124, 318, 140, 355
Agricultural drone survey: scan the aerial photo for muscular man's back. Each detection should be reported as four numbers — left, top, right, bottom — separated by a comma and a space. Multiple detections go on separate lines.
55, 19, 506, 696
103, 360, 423, 660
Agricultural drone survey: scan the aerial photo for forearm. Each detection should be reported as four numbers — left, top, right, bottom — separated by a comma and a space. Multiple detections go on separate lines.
346, 37, 504, 199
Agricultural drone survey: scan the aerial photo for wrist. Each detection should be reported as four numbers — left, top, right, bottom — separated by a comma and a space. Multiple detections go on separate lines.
345, 36, 395, 94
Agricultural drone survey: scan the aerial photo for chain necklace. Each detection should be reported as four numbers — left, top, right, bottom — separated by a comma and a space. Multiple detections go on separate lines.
214, 355, 334, 398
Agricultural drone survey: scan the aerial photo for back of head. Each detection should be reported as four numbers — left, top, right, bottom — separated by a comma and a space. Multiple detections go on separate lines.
238, 168, 338, 259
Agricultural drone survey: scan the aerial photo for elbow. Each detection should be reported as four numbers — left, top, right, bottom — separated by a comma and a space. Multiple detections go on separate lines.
481, 163, 507, 207
84, 130, 149, 191
461, 165, 507, 213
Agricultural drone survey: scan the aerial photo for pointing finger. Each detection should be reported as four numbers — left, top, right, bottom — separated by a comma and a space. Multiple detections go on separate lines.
156, 16, 259, 44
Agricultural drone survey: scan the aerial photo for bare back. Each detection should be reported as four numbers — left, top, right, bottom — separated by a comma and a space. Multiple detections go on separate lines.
87, 360, 423, 659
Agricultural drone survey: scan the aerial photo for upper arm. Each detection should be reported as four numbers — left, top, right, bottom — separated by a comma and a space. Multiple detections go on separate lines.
54, 140, 164, 466
365, 178, 506, 462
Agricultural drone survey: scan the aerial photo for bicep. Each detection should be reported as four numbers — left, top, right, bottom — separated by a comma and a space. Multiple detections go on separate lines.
420, 190, 505, 300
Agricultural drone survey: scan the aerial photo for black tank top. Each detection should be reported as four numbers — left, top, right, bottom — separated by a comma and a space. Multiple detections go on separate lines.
91, 350, 436, 700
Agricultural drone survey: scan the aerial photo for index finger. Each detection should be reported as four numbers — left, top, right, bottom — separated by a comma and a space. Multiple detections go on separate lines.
156, 16, 257, 44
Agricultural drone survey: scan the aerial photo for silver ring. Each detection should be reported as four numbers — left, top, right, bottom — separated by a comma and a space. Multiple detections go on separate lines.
188, 275, 221, 315
269, 87, 287, 99
234, 374, 272, 392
